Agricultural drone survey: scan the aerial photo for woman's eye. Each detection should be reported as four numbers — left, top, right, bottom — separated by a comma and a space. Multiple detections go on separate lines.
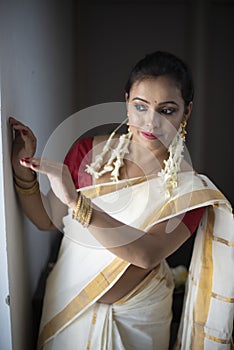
134, 104, 148, 112
160, 108, 175, 115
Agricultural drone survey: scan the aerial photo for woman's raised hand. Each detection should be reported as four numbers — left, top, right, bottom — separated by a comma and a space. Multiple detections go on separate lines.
20, 157, 78, 208
9, 117, 37, 171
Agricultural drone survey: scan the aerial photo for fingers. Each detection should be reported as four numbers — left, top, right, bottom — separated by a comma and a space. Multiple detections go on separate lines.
9, 117, 27, 132
9, 116, 26, 126
20, 157, 76, 207
20, 158, 39, 171
20, 157, 64, 175
9, 117, 37, 147
12, 125, 29, 140
9, 117, 19, 125
9, 117, 34, 136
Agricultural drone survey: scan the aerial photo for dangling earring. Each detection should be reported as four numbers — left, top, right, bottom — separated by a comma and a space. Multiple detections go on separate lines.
126, 117, 132, 136
180, 119, 187, 141
85, 116, 132, 182
158, 119, 187, 198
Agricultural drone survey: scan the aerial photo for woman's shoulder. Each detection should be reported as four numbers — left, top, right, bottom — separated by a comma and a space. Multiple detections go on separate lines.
70, 136, 93, 151
91, 134, 120, 157
65, 133, 119, 160
92, 134, 119, 146
92, 134, 108, 149
64, 137, 93, 164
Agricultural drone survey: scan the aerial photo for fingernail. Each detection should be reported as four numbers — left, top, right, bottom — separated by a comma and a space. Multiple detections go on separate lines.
22, 129, 28, 135
21, 158, 30, 163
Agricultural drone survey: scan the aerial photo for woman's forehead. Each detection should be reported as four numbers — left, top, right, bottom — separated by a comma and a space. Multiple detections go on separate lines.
129, 76, 183, 103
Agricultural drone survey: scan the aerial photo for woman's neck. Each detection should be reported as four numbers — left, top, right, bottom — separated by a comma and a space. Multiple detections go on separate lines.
119, 143, 168, 180
129, 141, 168, 171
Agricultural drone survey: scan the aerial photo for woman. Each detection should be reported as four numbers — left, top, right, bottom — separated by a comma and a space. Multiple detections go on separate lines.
10, 51, 234, 349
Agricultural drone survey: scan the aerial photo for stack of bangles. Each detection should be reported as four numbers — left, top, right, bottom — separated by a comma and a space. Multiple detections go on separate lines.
13, 171, 40, 195
72, 192, 93, 228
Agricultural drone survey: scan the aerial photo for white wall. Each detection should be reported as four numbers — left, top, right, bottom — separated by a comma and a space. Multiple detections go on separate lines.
0, 0, 74, 348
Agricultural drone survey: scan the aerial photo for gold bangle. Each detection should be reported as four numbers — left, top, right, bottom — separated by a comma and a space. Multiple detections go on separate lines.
14, 180, 40, 195
83, 203, 93, 227
77, 195, 87, 226
13, 171, 37, 187
72, 193, 82, 220
82, 197, 93, 227
72, 193, 93, 227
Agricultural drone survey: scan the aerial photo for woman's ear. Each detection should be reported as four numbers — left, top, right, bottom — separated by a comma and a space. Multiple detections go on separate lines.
184, 101, 193, 121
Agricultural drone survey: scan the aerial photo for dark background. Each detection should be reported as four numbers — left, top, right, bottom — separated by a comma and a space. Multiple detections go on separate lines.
73, 0, 234, 207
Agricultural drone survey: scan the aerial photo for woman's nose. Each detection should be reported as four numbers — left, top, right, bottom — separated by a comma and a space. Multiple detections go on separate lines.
146, 110, 162, 128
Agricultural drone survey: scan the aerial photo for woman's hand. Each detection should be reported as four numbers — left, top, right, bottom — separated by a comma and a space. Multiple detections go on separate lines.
9, 117, 37, 171
20, 157, 78, 208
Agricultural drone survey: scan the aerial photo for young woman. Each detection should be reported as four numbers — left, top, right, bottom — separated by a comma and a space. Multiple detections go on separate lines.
10, 51, 234, 349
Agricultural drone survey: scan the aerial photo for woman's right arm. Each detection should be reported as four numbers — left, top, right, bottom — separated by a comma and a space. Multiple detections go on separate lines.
9, 117, 66, 231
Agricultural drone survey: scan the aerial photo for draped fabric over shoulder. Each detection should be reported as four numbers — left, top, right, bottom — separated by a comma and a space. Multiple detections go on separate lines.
37, 138, 234, 350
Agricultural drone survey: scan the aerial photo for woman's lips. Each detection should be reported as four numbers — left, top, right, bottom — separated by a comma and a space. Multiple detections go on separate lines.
141, 131, 157, 140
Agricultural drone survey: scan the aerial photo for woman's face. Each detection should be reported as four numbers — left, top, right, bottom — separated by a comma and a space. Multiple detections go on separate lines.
126, 76, 192, 153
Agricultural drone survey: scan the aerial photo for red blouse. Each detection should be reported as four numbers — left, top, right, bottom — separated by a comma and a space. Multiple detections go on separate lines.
64, 138, 205, 235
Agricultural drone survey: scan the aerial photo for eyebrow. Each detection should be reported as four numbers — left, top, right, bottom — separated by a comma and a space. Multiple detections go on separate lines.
131, 97, 179, 107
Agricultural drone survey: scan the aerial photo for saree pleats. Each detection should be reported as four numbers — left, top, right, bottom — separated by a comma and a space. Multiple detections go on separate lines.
41, 262, 173, 350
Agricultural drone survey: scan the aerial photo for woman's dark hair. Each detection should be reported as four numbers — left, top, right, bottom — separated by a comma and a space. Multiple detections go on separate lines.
125, 51, 194, 106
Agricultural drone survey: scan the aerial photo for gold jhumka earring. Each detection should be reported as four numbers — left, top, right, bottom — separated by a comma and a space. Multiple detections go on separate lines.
180, 119, 187, 141
158, 119, 187, 198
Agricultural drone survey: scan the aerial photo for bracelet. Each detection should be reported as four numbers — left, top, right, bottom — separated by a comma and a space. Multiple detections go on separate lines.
13, 171, 40, 195
13, 171, 37, 187
14, 180, 40, 195
72, 192, 93, 227
84, 202, 93, 228
80, 197, 90, 227
72, 193, 82, 220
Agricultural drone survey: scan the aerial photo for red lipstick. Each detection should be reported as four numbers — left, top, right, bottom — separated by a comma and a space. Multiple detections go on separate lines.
141, 131, 157, 140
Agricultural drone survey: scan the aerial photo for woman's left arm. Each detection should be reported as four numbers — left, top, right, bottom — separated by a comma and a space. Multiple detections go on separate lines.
89, 207, 191, 269
20, 157, 191, 269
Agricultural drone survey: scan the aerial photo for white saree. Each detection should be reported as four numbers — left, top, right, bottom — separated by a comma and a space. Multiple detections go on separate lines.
38, 171, 234, 350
